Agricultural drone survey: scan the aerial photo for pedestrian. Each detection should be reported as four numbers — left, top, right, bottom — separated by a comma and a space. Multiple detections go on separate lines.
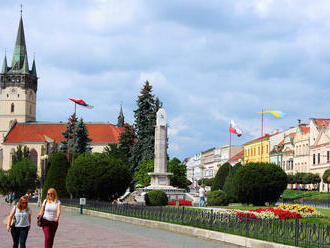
198, 185, 206, 207
6, 196, 31, 248
38, 188, 61, 248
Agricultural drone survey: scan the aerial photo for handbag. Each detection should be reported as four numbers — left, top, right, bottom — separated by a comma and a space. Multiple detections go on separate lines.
37, 201, 47, 227
10, 207, 16, 228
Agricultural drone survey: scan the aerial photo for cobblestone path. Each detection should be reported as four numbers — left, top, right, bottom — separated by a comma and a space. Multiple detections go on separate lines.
0, 202, 237, 248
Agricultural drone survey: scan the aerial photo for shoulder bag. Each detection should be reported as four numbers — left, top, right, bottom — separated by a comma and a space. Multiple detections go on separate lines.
37, 200, 47, 227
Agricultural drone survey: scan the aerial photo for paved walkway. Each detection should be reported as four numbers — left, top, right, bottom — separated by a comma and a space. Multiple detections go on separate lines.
1, 203, 237, 248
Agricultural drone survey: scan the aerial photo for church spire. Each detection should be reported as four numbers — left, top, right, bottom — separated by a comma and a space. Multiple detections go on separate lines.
11, 16, 28, 70
117, 104, 125, 128
31, 58, 37, 77
1, 54, 8, 74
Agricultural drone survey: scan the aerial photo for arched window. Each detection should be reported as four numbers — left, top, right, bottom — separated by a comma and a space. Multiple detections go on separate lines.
29, 149, 38, 166
30, 105, 32, 115
11, 103, 14, 113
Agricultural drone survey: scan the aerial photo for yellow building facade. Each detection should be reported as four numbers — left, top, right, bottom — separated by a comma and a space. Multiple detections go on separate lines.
244, 134, 270, 164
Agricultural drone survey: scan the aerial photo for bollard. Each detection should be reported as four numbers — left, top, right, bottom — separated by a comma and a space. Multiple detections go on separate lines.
80, 204, 83, 215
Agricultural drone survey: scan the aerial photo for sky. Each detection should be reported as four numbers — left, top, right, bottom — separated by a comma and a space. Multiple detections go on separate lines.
1, 0, 330, 160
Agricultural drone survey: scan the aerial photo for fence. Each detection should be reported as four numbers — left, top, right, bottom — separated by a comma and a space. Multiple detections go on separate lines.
58, 198, 329, 248
282, 198, 330, 209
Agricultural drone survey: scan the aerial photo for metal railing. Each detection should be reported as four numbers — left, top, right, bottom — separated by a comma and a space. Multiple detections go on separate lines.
58, 198, 329, 248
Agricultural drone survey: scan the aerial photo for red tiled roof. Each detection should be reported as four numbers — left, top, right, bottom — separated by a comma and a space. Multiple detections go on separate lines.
313, 118, 330, 130
301, 126, 310, 134
4, 122, 123, 144
229, 150, 244, 161
270, 139, 284, 153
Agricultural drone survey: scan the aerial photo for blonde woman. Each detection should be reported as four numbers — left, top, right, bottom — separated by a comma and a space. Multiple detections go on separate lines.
38, 188, 61, 248
7, 196, 31, 248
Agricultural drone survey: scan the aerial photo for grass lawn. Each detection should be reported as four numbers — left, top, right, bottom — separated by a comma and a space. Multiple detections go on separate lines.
282, 189, 330, 200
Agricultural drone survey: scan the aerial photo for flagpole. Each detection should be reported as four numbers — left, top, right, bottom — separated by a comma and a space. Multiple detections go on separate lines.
261, 108, 263, 162
67, 123, 70, 161
229, 126, 232, 164
72, 103, 77, 165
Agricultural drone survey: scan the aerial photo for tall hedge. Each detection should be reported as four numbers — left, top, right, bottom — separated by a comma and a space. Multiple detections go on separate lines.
223, 163, 242, 202
66, 153, 132, 200
42, 152, 69, 199
233, 162, 288, 205
211, 162, 232, 191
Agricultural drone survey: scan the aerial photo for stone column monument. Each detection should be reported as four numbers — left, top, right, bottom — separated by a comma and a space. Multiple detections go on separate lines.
148, 108, 173, 187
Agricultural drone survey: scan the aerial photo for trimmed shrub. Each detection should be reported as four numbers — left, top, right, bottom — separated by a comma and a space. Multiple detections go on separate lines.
206, 190, 228, 206
223, 163, 242, 203
42, 152, 69, 199
198, 178, 214, 186
145, 190, 168, 206
66, 153, 132, 201
8, 159, 37, 197
233, 162, 288, 206
211, 162, 231, 191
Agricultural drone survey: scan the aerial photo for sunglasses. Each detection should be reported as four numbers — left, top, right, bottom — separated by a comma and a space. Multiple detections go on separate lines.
21, 202, 27, 204
47, 193, 54, 195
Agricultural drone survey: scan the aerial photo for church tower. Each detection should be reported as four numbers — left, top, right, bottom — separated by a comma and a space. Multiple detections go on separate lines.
0, 16, 38, 139
117, 104, 125, 128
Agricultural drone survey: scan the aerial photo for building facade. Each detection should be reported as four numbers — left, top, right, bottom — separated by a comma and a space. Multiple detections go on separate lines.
185, 153, 202, 182
243, 134, 271, 164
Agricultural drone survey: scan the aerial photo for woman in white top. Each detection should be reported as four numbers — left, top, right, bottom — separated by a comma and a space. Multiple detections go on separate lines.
7, 196, 31, 248
38, 188, 61, 248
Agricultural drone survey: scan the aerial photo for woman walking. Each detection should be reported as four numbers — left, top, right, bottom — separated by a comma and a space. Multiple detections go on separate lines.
38, 188, 61, 248
7, 196, 31, 248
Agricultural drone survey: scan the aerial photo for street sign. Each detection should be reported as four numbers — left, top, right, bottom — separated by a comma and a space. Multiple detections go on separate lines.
80, 198, 86, 205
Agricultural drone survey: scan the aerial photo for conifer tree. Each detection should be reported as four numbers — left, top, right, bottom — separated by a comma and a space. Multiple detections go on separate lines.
61, 114, 77, 153
130, 81, 162, 171
76, 118, 92, 154
119, 124, 136, 158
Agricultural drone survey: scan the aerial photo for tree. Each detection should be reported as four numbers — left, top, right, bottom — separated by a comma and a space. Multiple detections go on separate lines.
130, 81, 162, 171
322, 169, 330, 192
76, 118, 92, 154
0, 169, 10, 195
233, 162, 287, 205
118, 124, 136, 160
42, 153, 69, 199
103, 143, 127, 161
168, 157, 189, 189
61, 116, 91, 155
66, 153, 131, 200
12, 145, 30, 165
135, 160, 154, 186
212, 162, 232, 191
8, 159, 38, 197
223, 163, 242, 202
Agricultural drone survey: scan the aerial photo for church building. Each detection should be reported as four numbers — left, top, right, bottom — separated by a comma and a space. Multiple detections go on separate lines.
0, 16, 125, 174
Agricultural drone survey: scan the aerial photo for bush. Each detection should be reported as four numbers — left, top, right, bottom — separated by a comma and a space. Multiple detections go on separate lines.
223, 164, 242, 203
323, 169, 330, 183
233, 162, 288, 206
66, 153, 132, 200
0, 170, 10, 195
145, 190, 168, 206
42, 153, 69, 199
212, 162, 231, 191
8, 159, 38, 197
206, 190, 228, 206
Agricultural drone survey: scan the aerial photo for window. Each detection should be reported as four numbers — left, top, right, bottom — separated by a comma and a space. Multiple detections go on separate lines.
10, 103, 14, 113
29, 149, 38, 166
313, 154, 316, 165
318, 153, 320, 164
327, 151, 330, 163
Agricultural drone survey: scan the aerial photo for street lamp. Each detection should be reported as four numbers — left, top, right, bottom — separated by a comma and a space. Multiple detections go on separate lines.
38, 154, 49, 206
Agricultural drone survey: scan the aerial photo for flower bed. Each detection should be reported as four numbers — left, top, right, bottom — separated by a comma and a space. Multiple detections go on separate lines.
215, 204, 322, 221
168, 200, 192, 206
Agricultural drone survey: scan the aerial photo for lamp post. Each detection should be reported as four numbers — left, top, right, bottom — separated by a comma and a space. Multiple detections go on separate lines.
39, 154, 48, 206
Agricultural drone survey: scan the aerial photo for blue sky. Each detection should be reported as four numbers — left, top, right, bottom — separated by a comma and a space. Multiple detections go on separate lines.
1, 0, 330, 160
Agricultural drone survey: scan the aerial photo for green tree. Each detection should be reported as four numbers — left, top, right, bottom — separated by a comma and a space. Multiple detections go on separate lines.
233, 162, 287, 205
76, 118, 92, 154
135, 160, 154, 186
130, 81, 162, 171
223, 163, 242, 202
103, 143, 127, 161
322, 169, 330, 192
61, 114, 78, 153
66, 153, 131, 200
8, 159, 38, 197
0, 170, 10, 195
168, 157, 189, 189
212, 162, 232, 191
42, 153, 69, 199
12, 145, 30, 165
118, 124, 136, 159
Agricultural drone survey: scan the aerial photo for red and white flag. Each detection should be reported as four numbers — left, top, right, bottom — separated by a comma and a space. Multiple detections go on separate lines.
69, 98, 94, 109
229, 120, 242, 137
